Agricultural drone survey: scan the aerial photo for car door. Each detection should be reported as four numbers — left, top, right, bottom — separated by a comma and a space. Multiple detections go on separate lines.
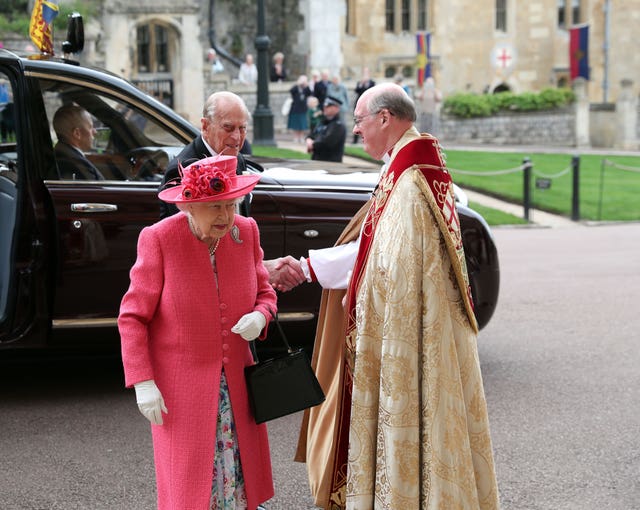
29, 70, 193, 334
0, 61, 51, 346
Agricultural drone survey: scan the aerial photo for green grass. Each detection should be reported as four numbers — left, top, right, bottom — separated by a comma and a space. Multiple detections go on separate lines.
255, 144, 640, 223
253, 145, 310, 159
443, 150, 640, 221
468, 201, 529, 226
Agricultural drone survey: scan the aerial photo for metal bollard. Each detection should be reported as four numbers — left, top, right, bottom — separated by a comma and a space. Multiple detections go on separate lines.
571, 155, 580, 221
523, 157, 532, 221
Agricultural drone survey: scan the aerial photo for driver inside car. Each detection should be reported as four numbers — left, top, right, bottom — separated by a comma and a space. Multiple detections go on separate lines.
52, 103, 105, 180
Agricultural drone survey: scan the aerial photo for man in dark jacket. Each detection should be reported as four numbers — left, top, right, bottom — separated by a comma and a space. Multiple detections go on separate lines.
159, 91, 252, 218
159, 91, 305, 292
53, 104, 105, 180
305, 96, 346, 163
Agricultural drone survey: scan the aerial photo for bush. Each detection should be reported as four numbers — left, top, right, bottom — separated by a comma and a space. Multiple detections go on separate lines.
0, 1, 96, 37
443, 88, 576, 118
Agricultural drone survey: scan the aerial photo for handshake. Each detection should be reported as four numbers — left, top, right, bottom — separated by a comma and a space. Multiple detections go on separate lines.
264, 256, 307, 292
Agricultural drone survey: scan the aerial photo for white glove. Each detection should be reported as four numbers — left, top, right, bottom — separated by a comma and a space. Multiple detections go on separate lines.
231, 311, 267, 341
134, 379, 168, 425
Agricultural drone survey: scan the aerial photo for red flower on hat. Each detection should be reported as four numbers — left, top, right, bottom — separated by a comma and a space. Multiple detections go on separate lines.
179, 162, 230, 200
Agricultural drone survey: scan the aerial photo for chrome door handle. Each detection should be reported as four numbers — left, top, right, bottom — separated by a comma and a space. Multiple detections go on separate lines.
70, 203, 118, 212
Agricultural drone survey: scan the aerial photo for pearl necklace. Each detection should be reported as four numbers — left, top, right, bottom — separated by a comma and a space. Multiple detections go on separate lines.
208, 237, 221, 257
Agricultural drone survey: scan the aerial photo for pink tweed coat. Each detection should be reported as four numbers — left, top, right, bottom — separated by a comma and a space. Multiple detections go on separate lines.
118, 212, 277, 510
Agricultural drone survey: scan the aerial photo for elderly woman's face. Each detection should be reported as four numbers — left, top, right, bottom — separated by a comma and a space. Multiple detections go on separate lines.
188, 199, 237, 241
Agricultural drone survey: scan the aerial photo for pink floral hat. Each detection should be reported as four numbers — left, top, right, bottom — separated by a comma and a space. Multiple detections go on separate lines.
158, 155, 259, 203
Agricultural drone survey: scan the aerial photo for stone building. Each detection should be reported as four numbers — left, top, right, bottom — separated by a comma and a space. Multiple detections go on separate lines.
342, 0, 637, 104
38, 0, 636, 129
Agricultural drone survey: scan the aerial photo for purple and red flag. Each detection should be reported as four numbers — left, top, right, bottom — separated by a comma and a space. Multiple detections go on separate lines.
569, 24, 589, 81
416, 32, 432, 87
29, 0, 59, 54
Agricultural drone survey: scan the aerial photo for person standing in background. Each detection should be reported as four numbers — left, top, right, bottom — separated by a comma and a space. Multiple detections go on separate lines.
313, 69, 330, 108
306, 95, 323, 134
327, 74, 349, 119
270, 52, 287, 82
416, 76, 443, 135
207, 48, 224, 74
352, 67, 375, 143
308, 69, 321, 97
305, 96, 346, 163
237, 54, 258, 86
288, 75, 312, 143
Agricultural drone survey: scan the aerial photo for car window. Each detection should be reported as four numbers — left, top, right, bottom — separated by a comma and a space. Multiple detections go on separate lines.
38, 78, 185, 181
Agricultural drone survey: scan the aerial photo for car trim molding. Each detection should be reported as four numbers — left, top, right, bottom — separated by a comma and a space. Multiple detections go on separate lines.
51, 312, 316, 329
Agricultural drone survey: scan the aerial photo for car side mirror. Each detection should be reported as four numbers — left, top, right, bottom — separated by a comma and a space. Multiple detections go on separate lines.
62, 13, 85, 56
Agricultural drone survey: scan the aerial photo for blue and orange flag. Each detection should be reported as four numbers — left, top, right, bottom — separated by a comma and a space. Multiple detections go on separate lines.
416, 32, 432, 87
29, 0, 59, 54
569, 24, 589, 81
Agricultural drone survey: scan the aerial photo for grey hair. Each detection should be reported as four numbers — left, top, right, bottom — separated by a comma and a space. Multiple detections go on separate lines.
202, 91, 251, 121
367, 87, 417, 122
177, 195, 245, 213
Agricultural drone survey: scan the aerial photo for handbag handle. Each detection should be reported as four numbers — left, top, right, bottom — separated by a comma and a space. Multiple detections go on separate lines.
250, 309, 293, 363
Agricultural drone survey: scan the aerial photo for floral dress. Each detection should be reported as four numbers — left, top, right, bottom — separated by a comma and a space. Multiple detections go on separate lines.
209, 370, 248, 509
209, 252, 248, 509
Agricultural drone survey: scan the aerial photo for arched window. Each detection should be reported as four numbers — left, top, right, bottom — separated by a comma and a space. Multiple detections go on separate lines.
136, 23, 170, 74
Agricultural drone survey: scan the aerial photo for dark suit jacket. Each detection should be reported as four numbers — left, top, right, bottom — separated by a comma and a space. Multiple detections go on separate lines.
309, 115, 346, 163
313, 80, 328, 107
55, 141, 105, 180
159, 135, 250, 219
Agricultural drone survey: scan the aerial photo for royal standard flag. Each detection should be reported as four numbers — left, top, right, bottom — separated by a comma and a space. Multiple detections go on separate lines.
569, 24, 589, 81
416, 32, 432, 87
29, 0, 59, 54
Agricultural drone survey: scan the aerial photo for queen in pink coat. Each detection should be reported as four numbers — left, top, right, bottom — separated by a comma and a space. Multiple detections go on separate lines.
118, 155, 277, 510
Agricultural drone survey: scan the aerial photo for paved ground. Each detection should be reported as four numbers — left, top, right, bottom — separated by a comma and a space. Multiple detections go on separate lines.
2, 223, 638, 509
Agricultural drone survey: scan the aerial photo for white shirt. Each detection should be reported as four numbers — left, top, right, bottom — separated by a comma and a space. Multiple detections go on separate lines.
303, 155, 391, 289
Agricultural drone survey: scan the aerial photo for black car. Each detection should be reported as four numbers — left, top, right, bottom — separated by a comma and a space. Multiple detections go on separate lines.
0, 48, 499, 353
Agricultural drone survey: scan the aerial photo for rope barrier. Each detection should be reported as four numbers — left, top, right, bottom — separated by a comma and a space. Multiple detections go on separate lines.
602, 159, 640, 173
533, 165, 571, 179
447, 164, 525, 176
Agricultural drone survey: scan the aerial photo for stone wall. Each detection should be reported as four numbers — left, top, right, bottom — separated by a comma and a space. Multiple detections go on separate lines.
438, 109, 576, 147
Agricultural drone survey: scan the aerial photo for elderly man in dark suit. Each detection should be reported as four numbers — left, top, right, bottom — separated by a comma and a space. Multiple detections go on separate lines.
159, 91, 305, 292
159, 91, 253, 218
53, 104, 105, 180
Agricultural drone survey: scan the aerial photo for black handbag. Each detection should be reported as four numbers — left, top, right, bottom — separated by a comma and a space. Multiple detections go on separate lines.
245, 311, 325, 424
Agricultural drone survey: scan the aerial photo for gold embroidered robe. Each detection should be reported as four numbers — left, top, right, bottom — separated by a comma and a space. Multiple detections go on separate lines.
346, 130, 499, 509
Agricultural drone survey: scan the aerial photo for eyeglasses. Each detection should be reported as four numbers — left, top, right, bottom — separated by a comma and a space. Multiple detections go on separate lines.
353, 111, 379, 127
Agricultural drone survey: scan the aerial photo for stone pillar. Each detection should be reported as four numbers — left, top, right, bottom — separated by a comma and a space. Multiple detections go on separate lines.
615, 79, 639, 150
177, 15, 205, 123
573, 78, 590, 148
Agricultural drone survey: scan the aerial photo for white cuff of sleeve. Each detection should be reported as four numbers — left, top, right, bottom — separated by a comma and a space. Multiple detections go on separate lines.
299, 256, 313, 282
